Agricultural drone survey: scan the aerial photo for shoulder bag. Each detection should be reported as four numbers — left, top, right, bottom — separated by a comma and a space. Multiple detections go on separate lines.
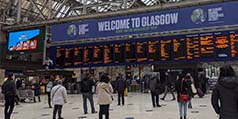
179, 80, 189, 103
52, 86, 62, 99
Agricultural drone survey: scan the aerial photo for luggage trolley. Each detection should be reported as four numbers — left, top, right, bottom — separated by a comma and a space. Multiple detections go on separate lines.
17, 89, 35, 102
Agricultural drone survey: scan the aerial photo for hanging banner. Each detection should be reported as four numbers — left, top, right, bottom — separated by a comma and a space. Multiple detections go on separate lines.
51, 1, 238, 42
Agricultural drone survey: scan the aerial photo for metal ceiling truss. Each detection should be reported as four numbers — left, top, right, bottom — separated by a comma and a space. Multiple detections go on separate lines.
0, 0, 183, 26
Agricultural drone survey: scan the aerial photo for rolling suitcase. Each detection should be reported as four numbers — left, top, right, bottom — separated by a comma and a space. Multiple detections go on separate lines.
197, 88, 204, 98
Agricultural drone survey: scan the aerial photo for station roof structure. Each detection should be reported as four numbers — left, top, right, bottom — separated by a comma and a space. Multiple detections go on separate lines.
0, 0, 181, 25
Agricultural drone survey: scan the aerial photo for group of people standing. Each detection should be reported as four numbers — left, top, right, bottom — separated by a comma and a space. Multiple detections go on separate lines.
1, 65, 238, 119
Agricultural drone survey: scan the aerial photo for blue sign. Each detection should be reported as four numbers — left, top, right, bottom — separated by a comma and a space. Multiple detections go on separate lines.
51, 2, 238, 42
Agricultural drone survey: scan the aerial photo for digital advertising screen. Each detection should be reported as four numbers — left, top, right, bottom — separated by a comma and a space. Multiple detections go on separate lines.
7, 28, 45, 54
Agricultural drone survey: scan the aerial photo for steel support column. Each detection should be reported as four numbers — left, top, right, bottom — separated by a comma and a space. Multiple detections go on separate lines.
48, 0, 53, 19
16, 0, 22, 24
123, 0, 128, 9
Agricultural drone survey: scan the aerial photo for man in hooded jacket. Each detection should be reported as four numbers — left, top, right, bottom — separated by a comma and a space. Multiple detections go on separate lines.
211, 65, 238, 119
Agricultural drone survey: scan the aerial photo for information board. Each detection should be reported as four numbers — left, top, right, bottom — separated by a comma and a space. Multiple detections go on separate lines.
114, 43, 125, 63
137, 41, 148, 62
74, 47, 83, 65
186, 35, 200, 60
104, 44, 114, 64
125, 42, 136, 63
173, 38, 186, 60
93, 45, 104, 64
51, 30, 238, 68
148, 40, 159, 62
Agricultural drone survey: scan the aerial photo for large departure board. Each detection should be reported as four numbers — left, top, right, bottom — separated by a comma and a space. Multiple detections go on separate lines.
125, 42, 136, 63
148, 40, 159, 62
230, 31, 238, 58
137, 41, 148, 62
104, 44, 114, 64
214, 32, 230, 58
55, 48, 65, 67
200, 33, 215, 59
83, 46, 93, 65
52, 30, 238, 68
186, 35, 200, 60
114, 43, 125, 63
93, 45, 104, 64
173, 38, 186, 60
65, 48, 74, 66
74, 47, 83, 65
160, 39, 172, 61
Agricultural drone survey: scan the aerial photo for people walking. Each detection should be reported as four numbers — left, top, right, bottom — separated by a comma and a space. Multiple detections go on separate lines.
1, 74, 17, 119
161, 72, 176, 101
184, 73, 195, 109
149, 73, 161, 107
175, 72, 193, 119
33, 80, 41, 103
115, 73, 127, 106
51, 80, 67, 119
46, 79, 54, 108
96, 74, 113, 119
211, 65, 238, 119
80, 74, 97, 114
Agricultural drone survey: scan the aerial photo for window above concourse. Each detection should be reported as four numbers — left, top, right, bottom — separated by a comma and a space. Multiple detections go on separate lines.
0, 0, 182, 25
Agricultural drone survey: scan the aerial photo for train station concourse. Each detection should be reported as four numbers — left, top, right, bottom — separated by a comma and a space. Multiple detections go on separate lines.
1, 0, 238, 119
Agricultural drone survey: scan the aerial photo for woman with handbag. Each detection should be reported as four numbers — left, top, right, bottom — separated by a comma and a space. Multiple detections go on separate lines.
96, 74, 113, 119
184, 73, 195, 109
175, 72, 193, 119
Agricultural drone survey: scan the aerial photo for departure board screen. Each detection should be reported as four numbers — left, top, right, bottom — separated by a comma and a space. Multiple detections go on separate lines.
214, 32, 230, 58
65, 48, 74, 66
125, 42, 136, 62
230, 31, 238, 58
74, 47, 83, 65
93, 45, 104, 64
173, 38, 186, 60
148, 40, 159, 62
186, 35, 200, 60
160, 39, 172, 61
52, 30, 238, 68
137, 41, 148, 62
55, 48, 65, 67
114, 43, 125, 63
200, 34, 215, 59
83, 46, 93, 64
104, 44, 114, 64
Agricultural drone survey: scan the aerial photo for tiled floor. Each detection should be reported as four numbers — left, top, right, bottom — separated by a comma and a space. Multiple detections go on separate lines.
0, 93, 218, 119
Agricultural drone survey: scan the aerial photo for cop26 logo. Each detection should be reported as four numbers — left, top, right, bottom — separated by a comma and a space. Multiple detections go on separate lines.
191, 8, 207, 24
67, 24, 89, 37
67, 24, 77, 37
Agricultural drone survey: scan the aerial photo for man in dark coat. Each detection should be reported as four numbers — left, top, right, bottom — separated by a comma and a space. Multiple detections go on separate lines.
80, 74, 96, 114
149, 73, 161, 107
2, 75, 17, 119
211, 65, 238, 119
161, 72, 176, 101
33, 81, 41, 102
116, 73, 127, 106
